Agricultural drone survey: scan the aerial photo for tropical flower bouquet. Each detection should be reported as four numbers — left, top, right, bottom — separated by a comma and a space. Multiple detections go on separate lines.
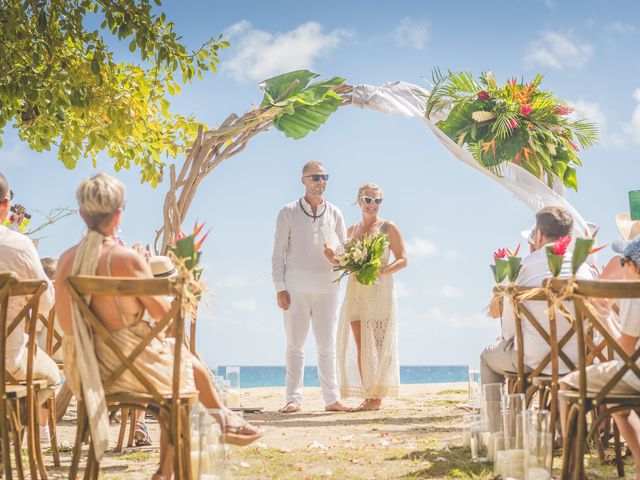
491, 244, 521, 283
424, 70, 598, 191
171, 221, 211, 281
334, 233, 390, 285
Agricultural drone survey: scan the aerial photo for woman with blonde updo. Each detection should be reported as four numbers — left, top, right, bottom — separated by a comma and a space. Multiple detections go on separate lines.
325, 183, 407, 411
55, 173, 263, 480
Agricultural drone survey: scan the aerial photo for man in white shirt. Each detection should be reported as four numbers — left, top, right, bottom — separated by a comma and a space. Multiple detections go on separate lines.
0, 172, 60, 441
272, 161, 351, 413
480, 206, 592, 385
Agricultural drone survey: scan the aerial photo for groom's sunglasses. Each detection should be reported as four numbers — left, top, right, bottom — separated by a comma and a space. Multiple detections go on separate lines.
303, 174, 329, 182
362, 196, 383, 205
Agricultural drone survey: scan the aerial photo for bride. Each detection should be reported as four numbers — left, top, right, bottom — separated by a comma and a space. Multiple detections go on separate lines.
326, 183, 407, 411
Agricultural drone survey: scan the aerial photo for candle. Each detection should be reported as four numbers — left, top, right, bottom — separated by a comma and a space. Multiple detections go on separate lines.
227, 388, 240, 408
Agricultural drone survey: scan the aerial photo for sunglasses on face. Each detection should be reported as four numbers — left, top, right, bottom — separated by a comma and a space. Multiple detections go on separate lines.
362, 196, 383, 205
4, 189, 13, 201
303, 174, 329, 182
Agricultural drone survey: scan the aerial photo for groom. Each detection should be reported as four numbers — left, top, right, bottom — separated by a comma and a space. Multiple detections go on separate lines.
272, 161, 351, 413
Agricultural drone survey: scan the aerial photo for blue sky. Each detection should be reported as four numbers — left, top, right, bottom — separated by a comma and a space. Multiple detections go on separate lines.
3, 0, 640, 369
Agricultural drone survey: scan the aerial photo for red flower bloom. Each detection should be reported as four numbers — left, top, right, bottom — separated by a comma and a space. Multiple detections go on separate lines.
175, 229, 187, 241
555, 105, 573, 115
507, 118, 519, 129
551, 235, 571, 256
568, 140, 580, 152
493, 248, 508, 261
520, 104, 533, 116
477, 91, 490, 100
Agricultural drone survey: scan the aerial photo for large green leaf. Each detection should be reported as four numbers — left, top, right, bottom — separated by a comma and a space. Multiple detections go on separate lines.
479, 129, 529, 167
272, 93, 343, 139
571, 238, 594, 274
259, 70, 318, 106
435, 101, 475, 139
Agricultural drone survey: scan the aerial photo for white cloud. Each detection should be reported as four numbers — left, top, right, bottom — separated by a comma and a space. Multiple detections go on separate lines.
524, 32, 593, 70
405, 237, 438, 258
215, 274, 253, 288
231, 297, 258, 313
438, 285, 464, 298
606, 22, 636, 35
223, 21, 350, 82
625, 88, 640, 145
393, 17, 428, 50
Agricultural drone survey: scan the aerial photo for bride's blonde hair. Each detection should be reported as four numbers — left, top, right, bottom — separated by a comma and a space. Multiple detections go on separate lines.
76, 173, 126, 231
355, 183, 384, 204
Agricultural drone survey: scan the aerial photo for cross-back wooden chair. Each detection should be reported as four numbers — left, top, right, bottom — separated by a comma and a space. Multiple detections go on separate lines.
1, 272, 53, 479
558, 279, 640, 480
65, 275, 198, 480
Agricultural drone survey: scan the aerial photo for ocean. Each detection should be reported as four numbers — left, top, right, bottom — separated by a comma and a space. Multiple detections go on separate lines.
214, 365, 468, 389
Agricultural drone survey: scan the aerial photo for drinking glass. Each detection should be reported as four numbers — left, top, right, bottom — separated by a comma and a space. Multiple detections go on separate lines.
462, 413, 481, 447
225, 366, 241, 408
503, 393, 526, 449
206, 408, 227, 479
488, 431, 504, 465
522, 410, 551, 440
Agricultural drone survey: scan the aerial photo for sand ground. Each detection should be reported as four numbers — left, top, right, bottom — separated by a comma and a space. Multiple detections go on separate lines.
30, 382, 638, 479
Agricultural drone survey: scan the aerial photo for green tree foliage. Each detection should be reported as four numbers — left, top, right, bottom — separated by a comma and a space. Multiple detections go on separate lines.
0, 0, 228, 185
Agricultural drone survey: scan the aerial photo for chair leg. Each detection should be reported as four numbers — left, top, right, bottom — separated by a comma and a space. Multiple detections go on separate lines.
574, 407, 586, 480
613, 421, 625, 478
127, 409, 136, 448
11, 423, 24, 480
561, 404, 577, 480
47, 395, 60, 467
69, 401, 87, 480
591, 408, 605, 462
1, 398, 15, 480
182, 406, 192, 480
25, 390, 39, 479
32, 405, 49, 480
114, 407, 129, 453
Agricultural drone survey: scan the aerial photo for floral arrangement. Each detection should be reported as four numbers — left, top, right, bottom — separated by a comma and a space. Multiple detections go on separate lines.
425, 70, 598, 191
491, 244, 521, 283
171, 221, 211, 281
334, 233, 389, 285
545, 236, 606, 277
2, 204, 31, 232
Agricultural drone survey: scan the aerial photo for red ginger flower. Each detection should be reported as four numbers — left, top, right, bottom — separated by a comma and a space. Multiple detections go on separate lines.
520, 104, 533, 116
508, 118, 519, 129
568, 140, 580, 151
477, 91, 490, 100
551, 235, 571, 256
493, 248, 508, 261
556, 105, 573, 115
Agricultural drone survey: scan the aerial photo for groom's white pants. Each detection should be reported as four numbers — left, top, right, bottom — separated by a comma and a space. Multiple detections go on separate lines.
284, 289, 340, 406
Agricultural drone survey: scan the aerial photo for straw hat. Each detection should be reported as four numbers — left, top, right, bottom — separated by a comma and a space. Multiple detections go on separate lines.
615, 213, 640, 241
150, 255, 177, 278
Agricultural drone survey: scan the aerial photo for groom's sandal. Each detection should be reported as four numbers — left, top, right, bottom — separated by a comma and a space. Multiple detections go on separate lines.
225, 420, 265, 446
278, 402, 301, 413
325, 401, 354, 412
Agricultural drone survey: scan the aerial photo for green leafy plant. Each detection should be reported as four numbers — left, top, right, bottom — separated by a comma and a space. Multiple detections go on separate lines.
260, 70, 346, 139
425, 70, 598, 191
491, 245, 521, 282
0, 0, 229, 185
334, 233, 390, 285
571, 237, 606, 275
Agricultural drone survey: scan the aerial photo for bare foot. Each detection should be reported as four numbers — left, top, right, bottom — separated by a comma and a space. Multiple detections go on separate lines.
151, 473, 167, 480
278, 402, 301, 413
325, 401, 354, 412
360, 399, 382, 411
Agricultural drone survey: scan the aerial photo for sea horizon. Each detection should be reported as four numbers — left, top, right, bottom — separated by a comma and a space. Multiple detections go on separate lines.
213, 365, 470, 389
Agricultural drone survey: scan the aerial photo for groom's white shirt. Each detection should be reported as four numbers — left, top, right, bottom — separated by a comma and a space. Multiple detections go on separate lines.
272, 197, 347, 294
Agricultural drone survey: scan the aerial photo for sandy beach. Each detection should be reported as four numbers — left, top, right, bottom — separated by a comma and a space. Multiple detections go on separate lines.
43, 382, 634, 479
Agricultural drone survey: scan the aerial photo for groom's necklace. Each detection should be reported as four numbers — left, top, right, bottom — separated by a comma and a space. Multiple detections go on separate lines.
299, 198, 326, 222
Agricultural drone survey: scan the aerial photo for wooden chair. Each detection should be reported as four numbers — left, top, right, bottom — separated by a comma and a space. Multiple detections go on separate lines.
1, 272, 53, 479
558, 279, 640, 480
65, 275, 198, 480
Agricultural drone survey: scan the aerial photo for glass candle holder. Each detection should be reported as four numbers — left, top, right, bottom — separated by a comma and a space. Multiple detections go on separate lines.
225, 366, 241, 408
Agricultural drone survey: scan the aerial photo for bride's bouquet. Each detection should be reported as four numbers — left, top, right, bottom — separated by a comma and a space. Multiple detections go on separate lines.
334, 233, 389, 285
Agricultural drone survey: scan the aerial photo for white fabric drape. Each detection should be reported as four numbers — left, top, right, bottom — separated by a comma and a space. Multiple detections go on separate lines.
350, 82, 589, 234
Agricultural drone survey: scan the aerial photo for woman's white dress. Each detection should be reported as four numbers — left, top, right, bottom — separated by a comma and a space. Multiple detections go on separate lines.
336, 239, 400, 399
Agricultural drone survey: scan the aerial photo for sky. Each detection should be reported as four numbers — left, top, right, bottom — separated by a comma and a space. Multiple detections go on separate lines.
2, 0, 640, 369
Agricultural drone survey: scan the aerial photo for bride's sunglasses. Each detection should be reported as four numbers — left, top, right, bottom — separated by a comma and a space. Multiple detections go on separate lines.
362, 196, 383, 205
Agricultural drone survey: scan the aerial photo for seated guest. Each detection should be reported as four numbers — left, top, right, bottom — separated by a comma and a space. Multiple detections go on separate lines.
600, 213, 640, 280
480, 206, 593, 385
54, 173, 262, 480
561, 236, 640, 478
0, 172, 60, 443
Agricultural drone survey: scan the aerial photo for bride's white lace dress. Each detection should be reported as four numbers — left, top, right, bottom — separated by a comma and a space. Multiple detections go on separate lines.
336, 232, 400, 399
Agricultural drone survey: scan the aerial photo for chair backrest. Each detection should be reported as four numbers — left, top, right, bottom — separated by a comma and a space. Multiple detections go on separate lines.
41, 305, 63, 363
497, 283, 601, 392
64, 275, 186, 405
0, 272, 48, 389
552, 279, 640, 405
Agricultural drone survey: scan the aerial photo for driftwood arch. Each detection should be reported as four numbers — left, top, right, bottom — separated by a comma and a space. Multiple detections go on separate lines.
155, 71, 589, 253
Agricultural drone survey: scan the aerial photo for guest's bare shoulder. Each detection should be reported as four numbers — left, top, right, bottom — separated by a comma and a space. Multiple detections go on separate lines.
380, 220, 398, 234
55, 245, 79, 280
109, 245, 153, 278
